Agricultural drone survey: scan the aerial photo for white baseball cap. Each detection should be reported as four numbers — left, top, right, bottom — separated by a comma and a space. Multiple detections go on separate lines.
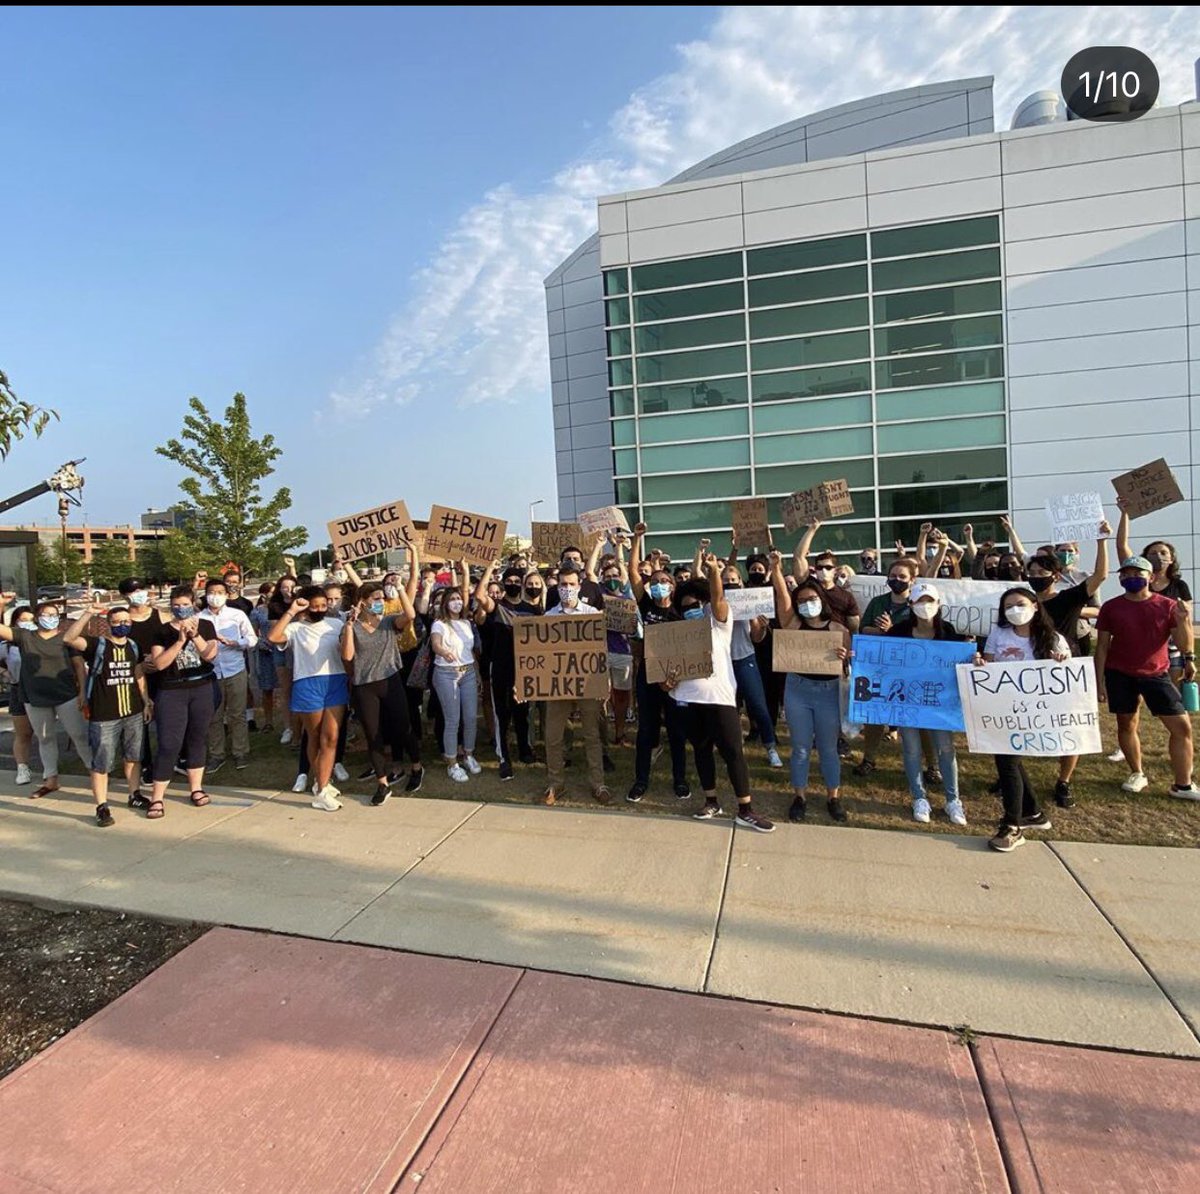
909, 580, 940, 604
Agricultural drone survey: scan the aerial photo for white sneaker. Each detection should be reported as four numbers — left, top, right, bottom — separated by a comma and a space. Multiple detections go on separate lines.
766, 746, 783, 768
945, 799, 968, 826
447, 763, 469, 783
291, 773, 309, 793
912, 797, 932, 823
333, 762, 350, 782
14, 763, 31, 785
463, 755, 482, 776
280, 728, 294, 746
1107, 748, 1125, 763
1168, 783, 1200, 802
311, 786, 342, 811
1122, 772, 1149, 793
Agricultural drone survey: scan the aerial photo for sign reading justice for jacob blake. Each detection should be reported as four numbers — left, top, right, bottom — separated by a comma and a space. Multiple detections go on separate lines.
328, 500, 417, 563
515, 615, 608, 701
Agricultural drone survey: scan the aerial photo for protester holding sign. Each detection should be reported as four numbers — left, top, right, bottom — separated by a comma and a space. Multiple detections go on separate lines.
769, 552, 850, 824
791, 519, 860, 631
982, 590, 1071, 852
1094, 556, 1198, 801
722, 547, 781, 769
429, 565, 481, 785
885, 582, 968, 827
598, 556, 635, 748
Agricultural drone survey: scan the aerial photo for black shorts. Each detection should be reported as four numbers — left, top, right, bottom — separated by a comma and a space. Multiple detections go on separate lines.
1104, 669, 1186, 717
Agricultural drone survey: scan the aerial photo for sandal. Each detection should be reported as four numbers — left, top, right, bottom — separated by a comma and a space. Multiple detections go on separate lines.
32, 784, 59, 799
146, 800, 165, 819
190, 790, 211, 807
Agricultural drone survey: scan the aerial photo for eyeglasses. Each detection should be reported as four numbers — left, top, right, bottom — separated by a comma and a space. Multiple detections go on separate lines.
814, 566, 834, 573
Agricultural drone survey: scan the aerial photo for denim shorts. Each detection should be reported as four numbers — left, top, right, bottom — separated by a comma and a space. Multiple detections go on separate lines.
255, 650, 278, 692
88, 712, 145, 774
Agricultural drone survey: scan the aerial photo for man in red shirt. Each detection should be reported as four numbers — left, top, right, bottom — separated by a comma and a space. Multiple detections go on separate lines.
1095, 555, 1197, 799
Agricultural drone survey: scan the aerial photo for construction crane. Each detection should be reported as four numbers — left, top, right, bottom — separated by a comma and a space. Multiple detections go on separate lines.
0, 459, 85, 517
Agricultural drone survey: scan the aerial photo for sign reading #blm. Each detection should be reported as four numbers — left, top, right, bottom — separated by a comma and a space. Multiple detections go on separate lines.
424, 505, 508, 567
328, 500, 418, 563
515, 615, 609, 701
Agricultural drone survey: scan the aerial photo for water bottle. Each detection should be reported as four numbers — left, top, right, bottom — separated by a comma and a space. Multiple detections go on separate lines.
1182, 680, 1200, 714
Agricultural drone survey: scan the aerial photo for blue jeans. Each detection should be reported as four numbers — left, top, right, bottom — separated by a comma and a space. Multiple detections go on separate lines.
783, 674, 841, 792
733, 654, 777, 747
899, 728, 959, 802
432, 664, 478, 758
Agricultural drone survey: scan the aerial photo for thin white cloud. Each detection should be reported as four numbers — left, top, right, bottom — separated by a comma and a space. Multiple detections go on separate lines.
333, 5, 1197, 416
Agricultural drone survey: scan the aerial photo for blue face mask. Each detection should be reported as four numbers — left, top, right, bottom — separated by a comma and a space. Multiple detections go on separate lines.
649, 583, 671, 601
171, 606, 193, 620
682, 606, 706, 621
37, 615, 60, 631
110, 624, 131, 637
369, 601, 385, 615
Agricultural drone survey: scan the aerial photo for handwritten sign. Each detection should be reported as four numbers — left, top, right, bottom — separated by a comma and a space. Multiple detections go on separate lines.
604, 595, 639, 635
514, 614, 608, 701
957, 658, 1102, 756
725, 586, 776, 621
730, 497, 771, 546
577, 505, 631, 537
851, 576, 1011, 640
532, 521, 600, 564
781, 479, 854, 533
644, 619, 713, 684
848, 635, 977, 730
772, 628, 844, 676
328, 500, 417, 563
1045, 492, 1107, 546
1111, 459, 1185, 521
424, 505, 508, 567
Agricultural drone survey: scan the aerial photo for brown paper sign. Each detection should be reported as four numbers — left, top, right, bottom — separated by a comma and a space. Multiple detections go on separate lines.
772, 627, 845, 676
604, 594, 639, 635
1111, 459, 1184, 521
781, 480, 855, 533
644, 619, 713, 684
514, 614, 609, 701
328, 500, 417, 563
577, 505, 631, 537
532, 521, 602, 564
423, 505, 508, 567
730, 497, 771, 547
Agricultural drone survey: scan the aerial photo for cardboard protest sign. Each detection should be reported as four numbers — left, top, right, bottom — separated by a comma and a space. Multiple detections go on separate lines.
423, 505, 508, 567
725, 586, 776, 621
514, 614, 608, 701
577, 505, 631, 537
1045, 492, 1107, 545
730, 497, 771, 547
850, 576, 1010, 640
1111, 459, 1185, 521
532, 521, 600, 564
957, 657, 1102, 756
328, 500, 418, 563
781, 479, 854, 533
848, 634, 977, 730
772, 628, 844, 676
644, 619, 713, 684
604, 595, 639, 635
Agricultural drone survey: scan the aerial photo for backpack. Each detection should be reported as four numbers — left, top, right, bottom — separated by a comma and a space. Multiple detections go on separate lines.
84, 637, 141, 715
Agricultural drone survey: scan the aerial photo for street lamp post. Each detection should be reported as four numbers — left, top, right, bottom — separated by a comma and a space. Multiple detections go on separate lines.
529, 498, 544, 533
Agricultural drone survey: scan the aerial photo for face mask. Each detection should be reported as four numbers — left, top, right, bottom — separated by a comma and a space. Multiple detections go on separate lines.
558, 585, 579, 606
983, 566, 999, 580
225, 581, 241, 593
937, 567, 952, 578
503, 583, 522, 598
860, 557, 875, 569
725, 578, 742, 589
747, 572, 767, 586
207, 594, 227, 610
332, 571, 347, 583
834, 575, 851, 589
1005, 604, 1035, 626
1121, 577, 1149, 593
110, 624, 131, 637
368, 600, 385, 615
447, 599, 464, 614
383, 585, 398, 599
1061, 552, 1078, 568
129, 590, 149, 607
37, 615, 60, 631
308, 610, 328, 622
604, 577, 622, 592
911, 603, 937, 621
682, 606, 706, 620
525, 587, 542, 599
1000, 564, 1023, 580
1028, 576, 1054, 594
171, 606, 193, 620
649, 583, 671, 601
797, 599, 822, 619
15, 621, 34, 632
886, 577, 909, 594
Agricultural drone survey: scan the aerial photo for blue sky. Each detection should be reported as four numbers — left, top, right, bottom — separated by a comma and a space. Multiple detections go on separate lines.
2, 6, 1194, 548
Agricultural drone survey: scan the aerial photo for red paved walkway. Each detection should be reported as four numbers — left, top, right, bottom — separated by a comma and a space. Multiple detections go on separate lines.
0, 929, 1196, 1193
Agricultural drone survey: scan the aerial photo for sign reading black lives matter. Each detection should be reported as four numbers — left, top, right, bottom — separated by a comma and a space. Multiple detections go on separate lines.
328, 500, 418, 563
424, 505, 508, 567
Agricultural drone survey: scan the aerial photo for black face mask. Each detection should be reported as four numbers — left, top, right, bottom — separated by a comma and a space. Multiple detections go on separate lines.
886, 577, 909, 594
747, 572, 768, 586
1028, 576, 1054, 593
983, 566, 999, 579
503, 583, 522, 598
308, 611, 327, 622
1000, 564, 1023, 581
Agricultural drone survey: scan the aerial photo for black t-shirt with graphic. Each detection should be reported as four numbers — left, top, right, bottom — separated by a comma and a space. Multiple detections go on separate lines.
153, 620, 216, 688
84, 637, 144, 721
638, 593, 681, 626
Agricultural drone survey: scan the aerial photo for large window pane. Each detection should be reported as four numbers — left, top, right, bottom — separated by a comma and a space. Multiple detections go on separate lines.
873, 248, 1000, 292
767, 519, 878, 553
633, 252, 742, 292
615, 477, 639, 506
637, 345, 746, 384
609, 358, 634, 388
606, 327, 632, 357
604, 269, 628, 296
642, 469, 752, 502
609, 387, 635, 417
747, 234, 866, 276
643, 502, 735, 534
750, 297, 868, 340
877, 415, 1005, 454
613, 448, 637, 475
767, 493, 875, 521
756, 458, 874, 493
872, 216, 1000, 260
876, 381, 1004, 423
644, 531, 728, 563
876, 314, 1002, 358
751, 361, 870, 403
605, 297, 630, 326
639, 375, 748, 414
876, 348, 1004, 390
640, 438, 750, 474
753, 393, 872, 434
633, 282, 744, 323
878, 447, 1006, 487
883, 515, 1006, 550
612, 418, 636, 447
640, 406, 749, 444
751, 329, 870, 372
749, 264, 867, 307
879, 481, 1008, 519
873, 281, 1001, 324
635, 314, 744, 354
755, 426, 873, 465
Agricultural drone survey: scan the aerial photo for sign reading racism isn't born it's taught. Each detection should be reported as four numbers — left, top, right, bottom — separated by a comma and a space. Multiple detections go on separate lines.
328, 500, 417, 563
515, 614, 608, 701
848, 635, 977, 731
424, 505, 508, 567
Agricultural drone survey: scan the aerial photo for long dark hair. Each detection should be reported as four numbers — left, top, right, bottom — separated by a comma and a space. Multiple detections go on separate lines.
996, 587, 1059, 660
792, 579, 835, 626
268, 574, 298, 619
1143, 540, 1180, 582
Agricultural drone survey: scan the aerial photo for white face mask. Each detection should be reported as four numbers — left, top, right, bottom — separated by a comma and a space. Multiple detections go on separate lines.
129, 590, 149, 607
447, 598, 464, 615
558, 585, 579, 606
911, 602, 937, 621
1006, 603, 1035, 626
207, 594, 226, 610
797, 599, 822, 619
383, 585, 398, 599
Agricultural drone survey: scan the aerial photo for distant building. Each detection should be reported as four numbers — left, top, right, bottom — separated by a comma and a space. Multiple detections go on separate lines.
140, 506, 195, 531
0, 523, 161, 563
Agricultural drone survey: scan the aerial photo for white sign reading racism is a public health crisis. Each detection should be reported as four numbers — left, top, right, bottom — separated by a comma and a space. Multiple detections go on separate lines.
956, 657, 1102, 757
850, 576, 1011, 639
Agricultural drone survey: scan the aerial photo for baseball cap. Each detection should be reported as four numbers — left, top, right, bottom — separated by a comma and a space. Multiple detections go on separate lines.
909, 580, 940, 604
1119, 556, 1153, 572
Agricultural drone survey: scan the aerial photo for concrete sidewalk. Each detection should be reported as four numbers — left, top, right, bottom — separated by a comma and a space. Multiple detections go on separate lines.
2, 773, 1198, 1057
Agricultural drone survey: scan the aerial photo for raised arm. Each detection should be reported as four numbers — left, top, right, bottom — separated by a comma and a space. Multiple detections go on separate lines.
474, 561, 497, 621
923, 531, 949, 579
915, 522, 931, 570
0, 593, 14, 641
629, 523, 647, 601
962, 523, 978, 563
791, 518, 820, 582
268, 597, 305, 645
704, 553, 728, 624
405, 538, 421, 600
726, 527, 739, 570
1085, 520, 1113, 598
63, 603, 101, 648
999, 514, 1026, 560
612, 533, 629, 584
586, 535, 604, 583
1115, 496, 1132, 565
340, 613, 357, 663
768, 550, 797, 630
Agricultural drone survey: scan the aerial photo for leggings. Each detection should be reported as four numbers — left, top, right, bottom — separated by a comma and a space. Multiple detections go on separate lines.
27, 698, 93, 780
354, 671, 421, 776
153, 683, 216, 781
432, 664, 477, 758
683, 703, 750, 798
633, 663, 687, 787
995, 755, 1041, 828
490, 666, 530, 763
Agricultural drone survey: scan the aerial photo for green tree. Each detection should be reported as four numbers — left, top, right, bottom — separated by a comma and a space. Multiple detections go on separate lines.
35, 538, 84, 586
0, 368, 58, 460
156, 393, 307, 574
158, 530, 211, 584
88, 539, 136, 590
136, 541, 166, 586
